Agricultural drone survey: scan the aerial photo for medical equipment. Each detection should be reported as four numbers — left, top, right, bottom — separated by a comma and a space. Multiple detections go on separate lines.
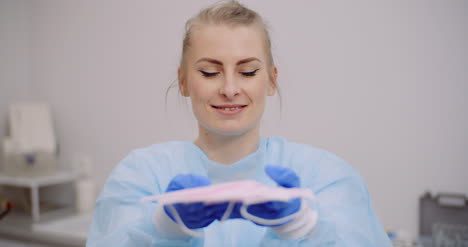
142, 179, 316, 237
1, 102, 58, 177
245, 165, 302, 225
419, 192, 468, 247
151, 165, 307, 226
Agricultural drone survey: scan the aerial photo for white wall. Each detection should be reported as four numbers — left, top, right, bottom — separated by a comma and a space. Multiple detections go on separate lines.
1, 0, 467, 239
0, 0, 31, 137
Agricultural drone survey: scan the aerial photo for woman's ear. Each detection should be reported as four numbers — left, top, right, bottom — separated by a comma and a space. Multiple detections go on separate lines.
267, 66, 278, 96
178, 68, 190, 97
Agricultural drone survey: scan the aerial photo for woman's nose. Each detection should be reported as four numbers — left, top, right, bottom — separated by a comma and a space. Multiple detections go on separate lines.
219, 75, 240, 100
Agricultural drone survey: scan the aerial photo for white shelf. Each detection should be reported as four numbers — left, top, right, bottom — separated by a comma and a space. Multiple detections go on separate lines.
0, 170, 80, 222
0, 170, 79, 187
0, 170, 85, 246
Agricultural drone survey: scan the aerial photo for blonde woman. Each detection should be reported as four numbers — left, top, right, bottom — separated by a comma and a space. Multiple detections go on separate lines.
87, 1, 391, 246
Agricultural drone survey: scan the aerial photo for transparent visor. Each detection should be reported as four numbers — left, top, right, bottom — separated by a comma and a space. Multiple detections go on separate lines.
141, 180, 316, 238
165, 198, 312, 238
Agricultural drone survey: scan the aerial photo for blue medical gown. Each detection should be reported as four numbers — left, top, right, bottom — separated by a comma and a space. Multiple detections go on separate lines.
86, 136, 392, 246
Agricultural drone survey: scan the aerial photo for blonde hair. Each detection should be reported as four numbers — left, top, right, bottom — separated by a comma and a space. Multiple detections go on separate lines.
180, 0, 275, 77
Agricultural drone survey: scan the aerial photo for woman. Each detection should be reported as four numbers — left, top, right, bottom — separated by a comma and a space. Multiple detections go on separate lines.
87, 1, 392, 246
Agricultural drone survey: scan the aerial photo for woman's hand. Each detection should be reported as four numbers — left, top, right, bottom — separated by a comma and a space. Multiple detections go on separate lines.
163, 166, 308, 231
163, 174, 227, 229
245, 165, 302, 226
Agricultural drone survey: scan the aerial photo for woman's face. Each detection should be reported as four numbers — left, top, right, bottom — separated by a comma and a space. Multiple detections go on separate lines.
179, 24, 276, 137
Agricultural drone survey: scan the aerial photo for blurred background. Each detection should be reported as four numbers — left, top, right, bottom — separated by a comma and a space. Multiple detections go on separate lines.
0, 0, 467, 246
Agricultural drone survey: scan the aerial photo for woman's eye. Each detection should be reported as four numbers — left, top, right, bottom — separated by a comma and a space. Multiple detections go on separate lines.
240, 69, 259, 77
199, 70, 219, 77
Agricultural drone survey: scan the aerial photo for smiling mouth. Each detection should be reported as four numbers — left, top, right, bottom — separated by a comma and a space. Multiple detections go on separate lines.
211, 104, 248, 111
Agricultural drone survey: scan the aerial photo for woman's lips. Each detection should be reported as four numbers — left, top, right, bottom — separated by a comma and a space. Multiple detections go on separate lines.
211, 105, 247, 115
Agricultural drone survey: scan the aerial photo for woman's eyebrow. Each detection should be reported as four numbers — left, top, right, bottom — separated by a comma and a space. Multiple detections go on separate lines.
195, 57, 261, 65
236, 57, 261, 65
196, 57, 223, 65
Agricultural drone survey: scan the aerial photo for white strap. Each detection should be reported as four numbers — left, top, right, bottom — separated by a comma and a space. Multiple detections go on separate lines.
152, 204, 193, 240
270, 200, 318, 239
240, 198, 309, 227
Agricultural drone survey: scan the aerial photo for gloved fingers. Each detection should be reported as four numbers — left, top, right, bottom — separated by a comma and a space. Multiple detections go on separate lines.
265, 165, 300, 188
164, 203, 217, 229
246, 201, 289, 219
164, 203, 204, 221
211, 202, 244, 220
209, 202, 228, 219
166, 202, 220, 217
228, 202, 244, 219
180, 202, 206, 213
179, 214, 216, 229
245, 198, 301, 220
181, 213, 216, 229
166, 174, 212, 192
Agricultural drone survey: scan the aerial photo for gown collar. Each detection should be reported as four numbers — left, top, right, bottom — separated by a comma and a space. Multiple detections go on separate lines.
188, 137, 268, 184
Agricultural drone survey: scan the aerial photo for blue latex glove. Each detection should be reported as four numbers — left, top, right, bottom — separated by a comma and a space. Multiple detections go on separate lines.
163, 174, 228, 229
244, 165, 302, 226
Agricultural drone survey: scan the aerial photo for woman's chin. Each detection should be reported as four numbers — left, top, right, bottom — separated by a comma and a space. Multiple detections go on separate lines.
200, 123, 254, 137
211, 127, 249, 137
